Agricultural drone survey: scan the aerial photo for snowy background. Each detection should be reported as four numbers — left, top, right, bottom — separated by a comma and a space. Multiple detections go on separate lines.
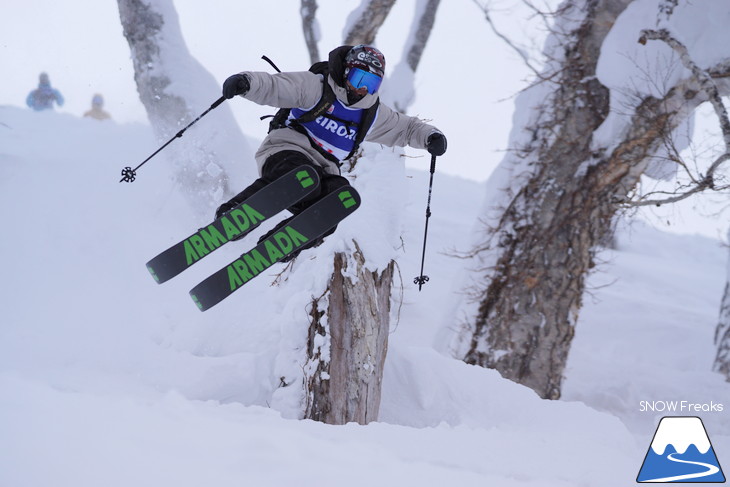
1, 0, 730, 485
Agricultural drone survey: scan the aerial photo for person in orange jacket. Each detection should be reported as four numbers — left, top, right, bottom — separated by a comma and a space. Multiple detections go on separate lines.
83, 94, 111, 121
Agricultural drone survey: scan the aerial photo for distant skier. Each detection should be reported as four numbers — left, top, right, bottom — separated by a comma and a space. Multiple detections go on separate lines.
26, 72, 64, 111
216, 44, 447, 259
83, 94, 111, 121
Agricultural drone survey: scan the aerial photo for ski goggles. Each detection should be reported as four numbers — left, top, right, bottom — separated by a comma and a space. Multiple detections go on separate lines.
346, 67, 383, 94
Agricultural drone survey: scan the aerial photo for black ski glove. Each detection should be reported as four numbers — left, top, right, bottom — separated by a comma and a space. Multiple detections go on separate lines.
215, 200, 238, 220
426, 132, 447, 156
222, 74, 250, 99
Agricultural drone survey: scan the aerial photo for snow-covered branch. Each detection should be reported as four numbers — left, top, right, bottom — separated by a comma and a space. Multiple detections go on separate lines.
639, 29, 730, 148
630, 155, 730, 207
628, 29, 730, 207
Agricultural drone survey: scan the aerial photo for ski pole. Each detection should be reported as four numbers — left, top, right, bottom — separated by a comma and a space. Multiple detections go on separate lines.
414, 154, 437, 291
119, 96, 226, 183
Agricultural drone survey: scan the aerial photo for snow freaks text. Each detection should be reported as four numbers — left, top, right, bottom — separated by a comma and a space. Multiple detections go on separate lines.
639, 401, 724, 413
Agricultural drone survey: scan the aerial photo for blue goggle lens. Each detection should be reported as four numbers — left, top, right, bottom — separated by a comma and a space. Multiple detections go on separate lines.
347, 67, 382, 94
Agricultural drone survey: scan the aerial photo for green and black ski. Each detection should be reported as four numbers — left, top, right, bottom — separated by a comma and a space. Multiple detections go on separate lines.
146, 167, 319, 284
190, 186, 361, 311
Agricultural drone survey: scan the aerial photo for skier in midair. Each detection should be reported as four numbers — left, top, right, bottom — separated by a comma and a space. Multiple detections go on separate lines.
216, 44, 447, 259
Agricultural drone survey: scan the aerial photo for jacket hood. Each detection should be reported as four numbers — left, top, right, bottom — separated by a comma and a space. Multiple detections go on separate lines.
327, 45, 379, 109
327, 45, 353, 87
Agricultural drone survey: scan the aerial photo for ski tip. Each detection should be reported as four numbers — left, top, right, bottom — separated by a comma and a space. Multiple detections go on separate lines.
146, 263, 162, 284
189, 291, 208, 312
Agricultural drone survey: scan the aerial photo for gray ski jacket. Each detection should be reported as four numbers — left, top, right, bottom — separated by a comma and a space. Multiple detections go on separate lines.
237, 69, 441, 176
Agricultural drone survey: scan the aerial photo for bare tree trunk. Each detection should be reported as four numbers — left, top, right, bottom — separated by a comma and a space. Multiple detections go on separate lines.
454, 0, 730, 399
305, 247, 394, 424
300, 0, 320, 64
117, 0, 253, 216
714, 235, 730, 381
344, 0, 397, 46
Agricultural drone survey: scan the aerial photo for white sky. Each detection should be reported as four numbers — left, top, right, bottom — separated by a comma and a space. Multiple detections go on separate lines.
1, 0, 726, 239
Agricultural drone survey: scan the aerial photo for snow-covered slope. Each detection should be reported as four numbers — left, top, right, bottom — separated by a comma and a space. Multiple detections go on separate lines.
0, 107, 727, 486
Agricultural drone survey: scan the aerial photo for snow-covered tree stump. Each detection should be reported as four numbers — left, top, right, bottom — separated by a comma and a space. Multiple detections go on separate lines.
305, 247, 394, 424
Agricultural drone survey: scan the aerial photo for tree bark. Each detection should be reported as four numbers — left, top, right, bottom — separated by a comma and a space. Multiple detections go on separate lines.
344, 0, 397, 46
455, 0, 730, 399
305, 248, 394, 424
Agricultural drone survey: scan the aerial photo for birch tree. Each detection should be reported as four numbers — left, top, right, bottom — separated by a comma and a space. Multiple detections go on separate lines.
451, 0, 730, 399
117, 0, 253, 217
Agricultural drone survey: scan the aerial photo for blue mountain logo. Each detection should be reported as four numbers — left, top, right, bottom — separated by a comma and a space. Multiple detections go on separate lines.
637, 416, 725, 483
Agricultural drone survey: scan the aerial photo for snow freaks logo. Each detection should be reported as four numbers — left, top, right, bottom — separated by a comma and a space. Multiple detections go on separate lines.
640, 401, 724, 413
637, 417, 726, 483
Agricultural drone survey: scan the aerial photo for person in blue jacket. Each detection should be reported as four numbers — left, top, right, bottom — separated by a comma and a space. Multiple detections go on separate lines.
26, 72, 64, 111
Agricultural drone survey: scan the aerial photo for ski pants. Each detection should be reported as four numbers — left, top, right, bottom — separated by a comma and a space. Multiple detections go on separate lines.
226, 150, 348, 243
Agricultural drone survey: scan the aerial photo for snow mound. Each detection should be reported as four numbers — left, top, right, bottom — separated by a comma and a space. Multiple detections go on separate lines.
0, 105, 728, 486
